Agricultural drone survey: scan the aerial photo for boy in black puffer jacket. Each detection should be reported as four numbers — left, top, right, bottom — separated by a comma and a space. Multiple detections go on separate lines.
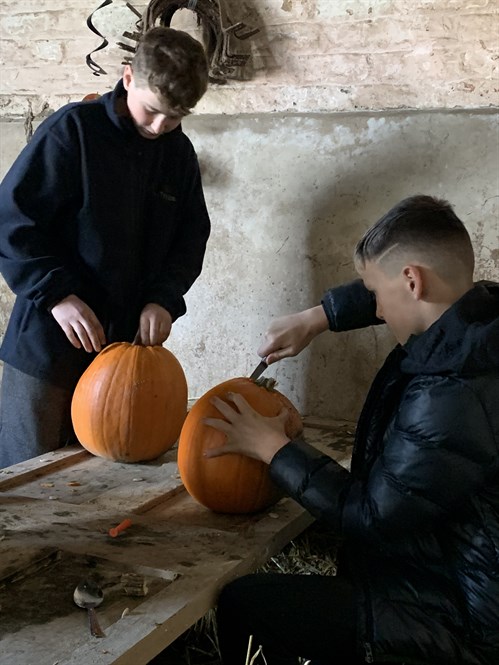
206, 195, 499, 665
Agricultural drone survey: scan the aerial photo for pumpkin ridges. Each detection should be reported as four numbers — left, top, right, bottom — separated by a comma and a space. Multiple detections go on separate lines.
72, 342, 188, 463
86, 343, 117, 458
106, 345, 122, 456
74, 348, 106, 456
124, 345, 137, 457
123, 345, 146, 460
119, 344, 140, 461
100, 343, 129, 459
124, 346, 187, 461
79, 342, 116, 458
177, 377, 302, 514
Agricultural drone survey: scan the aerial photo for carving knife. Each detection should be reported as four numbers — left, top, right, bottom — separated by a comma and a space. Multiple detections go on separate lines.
249, 358, 268, 381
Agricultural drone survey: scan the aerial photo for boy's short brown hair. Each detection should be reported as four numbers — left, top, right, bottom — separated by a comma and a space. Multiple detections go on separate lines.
131, 27, 208, 114
354, 195, 475, 280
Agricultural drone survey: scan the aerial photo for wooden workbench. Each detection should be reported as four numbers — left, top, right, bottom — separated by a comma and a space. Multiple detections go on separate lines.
0, 419, 354, 665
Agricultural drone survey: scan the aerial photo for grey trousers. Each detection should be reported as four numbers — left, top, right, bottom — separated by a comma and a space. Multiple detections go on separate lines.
0, 363, 77, 469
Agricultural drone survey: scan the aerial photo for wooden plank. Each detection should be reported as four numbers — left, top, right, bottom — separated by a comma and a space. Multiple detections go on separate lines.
0, 421, 354, 665
0, 494, 313, 665
59, 500, 314, 665
0, 447, 183, 508
0, 549, 178, 665
303, 416, 355, 433
0, 446, 90, 491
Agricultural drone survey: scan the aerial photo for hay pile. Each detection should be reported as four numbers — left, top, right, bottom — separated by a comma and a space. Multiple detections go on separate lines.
151, 521, 341, 665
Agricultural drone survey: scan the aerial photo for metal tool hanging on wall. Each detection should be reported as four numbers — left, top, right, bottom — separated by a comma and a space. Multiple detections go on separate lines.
86, 0, 260, 83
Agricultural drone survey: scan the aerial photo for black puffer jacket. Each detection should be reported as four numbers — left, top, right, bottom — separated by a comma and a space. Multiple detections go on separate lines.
270, 281, 499, 665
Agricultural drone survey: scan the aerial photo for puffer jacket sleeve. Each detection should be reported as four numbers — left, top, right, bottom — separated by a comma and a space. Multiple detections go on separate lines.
270, 438, 350, 531
270, 375, 497, 544
321, 279, 383, 332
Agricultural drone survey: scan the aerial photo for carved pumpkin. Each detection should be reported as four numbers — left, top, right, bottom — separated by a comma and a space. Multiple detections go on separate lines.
177, 377, 303, 514
71, 342, 187, 463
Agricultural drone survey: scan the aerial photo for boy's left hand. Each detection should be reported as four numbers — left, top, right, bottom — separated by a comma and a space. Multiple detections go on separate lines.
203, 393, 290, 464
134, 303, 172, 346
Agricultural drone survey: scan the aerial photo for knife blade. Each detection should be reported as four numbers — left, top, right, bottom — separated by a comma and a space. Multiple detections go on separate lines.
249, 359, 268, 381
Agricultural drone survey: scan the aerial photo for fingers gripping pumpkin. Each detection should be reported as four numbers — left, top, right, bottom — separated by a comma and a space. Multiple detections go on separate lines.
177, 378, 303, 514
71, 342, 188, 463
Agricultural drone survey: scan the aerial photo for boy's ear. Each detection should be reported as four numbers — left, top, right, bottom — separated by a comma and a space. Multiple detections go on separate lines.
122, 64, 133, 91
402, 265, 425, 300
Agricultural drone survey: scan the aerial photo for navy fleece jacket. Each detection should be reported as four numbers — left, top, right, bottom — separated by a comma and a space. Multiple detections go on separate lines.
0, 80, 210, 388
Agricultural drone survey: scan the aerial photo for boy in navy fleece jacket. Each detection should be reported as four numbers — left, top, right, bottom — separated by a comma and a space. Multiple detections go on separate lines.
0, 27, 211, 467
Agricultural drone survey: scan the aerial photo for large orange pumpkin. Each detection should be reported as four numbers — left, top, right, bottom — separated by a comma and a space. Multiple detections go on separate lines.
177, 377, 303, 514
71, 342, 187, 463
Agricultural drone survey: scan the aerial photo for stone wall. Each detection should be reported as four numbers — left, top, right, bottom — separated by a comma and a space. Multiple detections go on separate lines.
0, 0, 498, 418
1, 1, 498, 119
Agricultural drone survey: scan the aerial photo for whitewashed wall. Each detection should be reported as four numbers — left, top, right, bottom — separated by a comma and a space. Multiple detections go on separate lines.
0, 0, 498, 419
1, 1, 498, 117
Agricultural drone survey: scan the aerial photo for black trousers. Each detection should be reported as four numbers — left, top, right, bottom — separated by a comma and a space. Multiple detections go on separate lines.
216, 572, 360, 665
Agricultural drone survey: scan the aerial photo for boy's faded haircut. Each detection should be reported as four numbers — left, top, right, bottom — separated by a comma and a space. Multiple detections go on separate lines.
131, 26, 208, 115
354, 195, 475, 278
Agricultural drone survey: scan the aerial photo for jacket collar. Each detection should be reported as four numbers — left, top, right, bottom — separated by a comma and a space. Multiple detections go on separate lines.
401, 281, 499, 376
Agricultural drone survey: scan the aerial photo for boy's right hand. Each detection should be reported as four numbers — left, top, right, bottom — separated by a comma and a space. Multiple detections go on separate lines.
50, 295, 106, 353
257, 305, 330, 364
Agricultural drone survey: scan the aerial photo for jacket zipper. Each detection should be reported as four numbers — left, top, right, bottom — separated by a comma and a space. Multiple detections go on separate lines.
364, 642, 374, 662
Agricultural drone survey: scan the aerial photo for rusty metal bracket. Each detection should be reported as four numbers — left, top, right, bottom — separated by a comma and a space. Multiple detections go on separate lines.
218, 0, 259, 41
212, 0, 260, 75
85, 0, 260, 83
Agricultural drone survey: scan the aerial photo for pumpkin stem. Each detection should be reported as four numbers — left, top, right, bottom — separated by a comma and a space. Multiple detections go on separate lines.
254, 377, 277, 391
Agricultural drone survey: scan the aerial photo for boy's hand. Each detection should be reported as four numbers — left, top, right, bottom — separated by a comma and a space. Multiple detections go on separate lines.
134, 303, 172, 346
257, 305, 329, 364
50, 295, 106, 353
203, 393, 290, 464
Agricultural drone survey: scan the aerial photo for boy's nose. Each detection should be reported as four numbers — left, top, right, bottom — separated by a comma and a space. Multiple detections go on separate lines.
150, 115, 171, 134
150, 115, 179, 134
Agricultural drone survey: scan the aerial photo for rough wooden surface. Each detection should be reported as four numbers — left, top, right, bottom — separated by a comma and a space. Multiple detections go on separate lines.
0, 420, 354, 665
